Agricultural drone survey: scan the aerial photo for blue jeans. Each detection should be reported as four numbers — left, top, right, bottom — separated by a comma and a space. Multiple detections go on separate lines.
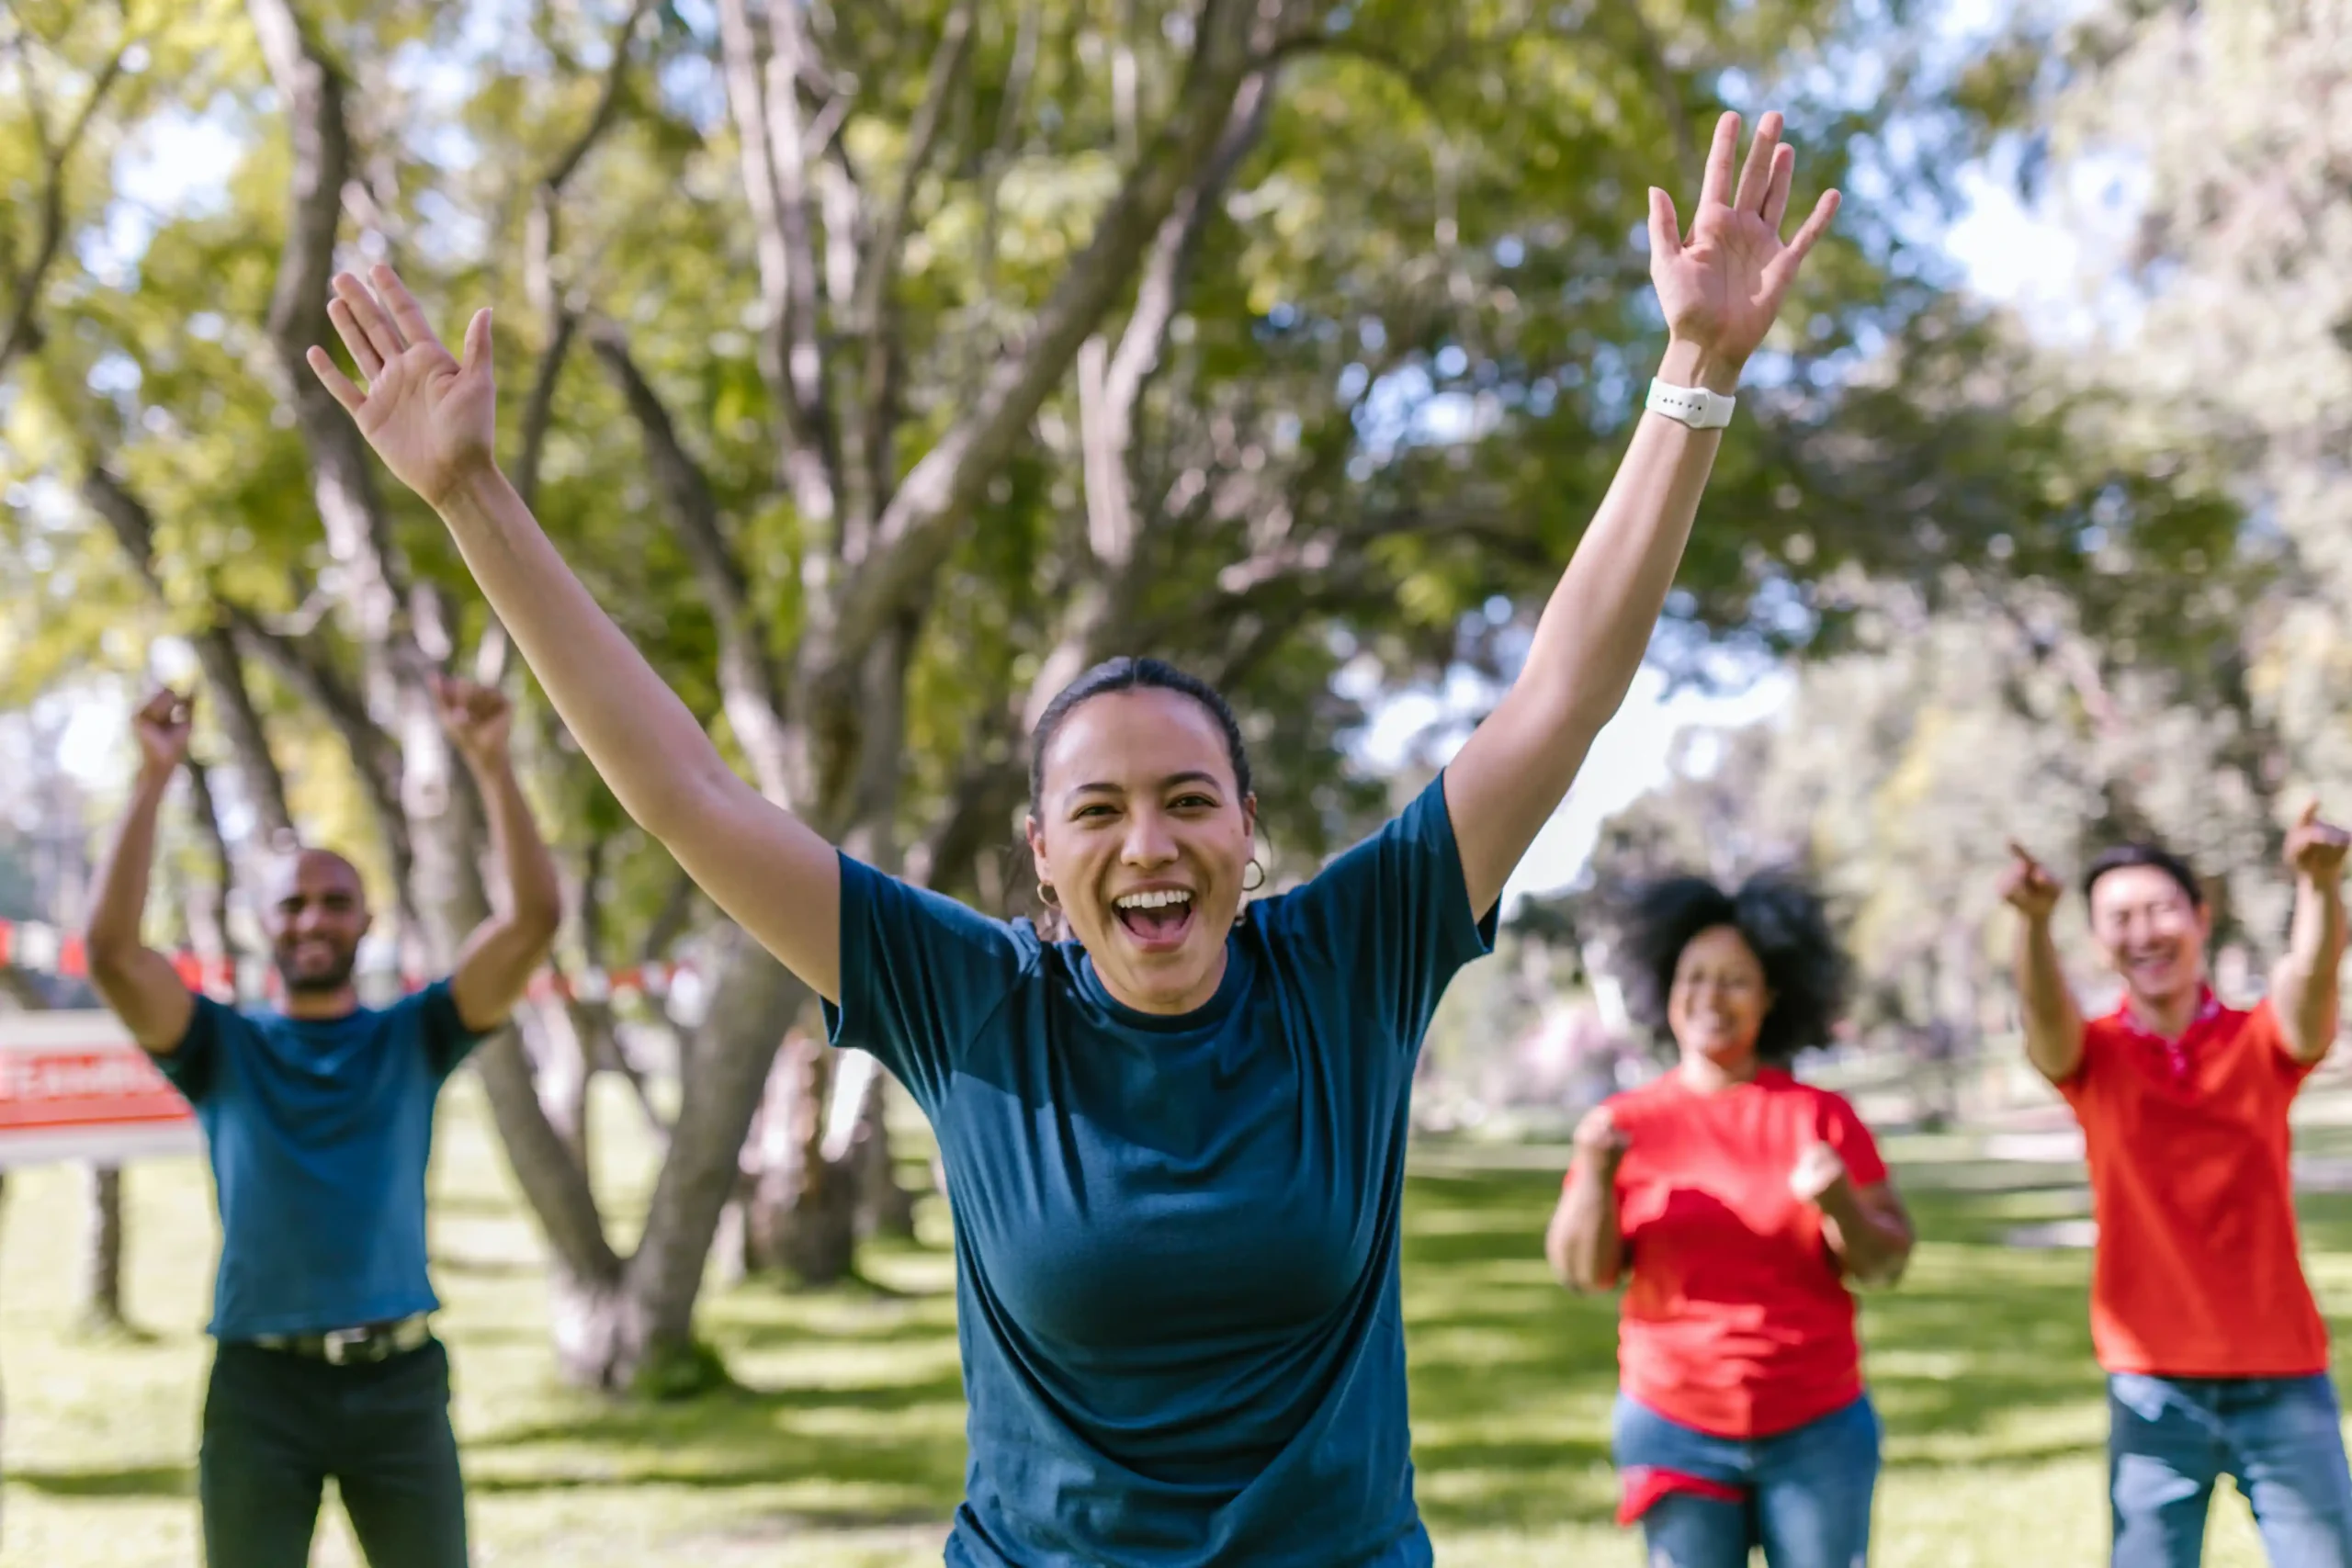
2109, 1371, 2352, 1567
1612, 1393, 1880, 1568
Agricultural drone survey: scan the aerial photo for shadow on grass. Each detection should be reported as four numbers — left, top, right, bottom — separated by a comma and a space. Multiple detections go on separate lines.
10, 1463, 192, 1498
469, 1363, 970, 1517
443, 1146, 2348, 1546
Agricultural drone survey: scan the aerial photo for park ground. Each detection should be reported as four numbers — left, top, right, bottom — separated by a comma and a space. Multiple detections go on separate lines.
11, 1077, 2352, 1567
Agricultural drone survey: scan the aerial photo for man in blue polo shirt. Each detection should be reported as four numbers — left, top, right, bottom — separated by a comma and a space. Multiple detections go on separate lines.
84, 677, 560, 1568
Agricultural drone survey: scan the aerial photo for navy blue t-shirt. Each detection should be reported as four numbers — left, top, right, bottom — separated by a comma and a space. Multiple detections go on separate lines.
156, 982, 483, 1339
826, 773, 1496, 1566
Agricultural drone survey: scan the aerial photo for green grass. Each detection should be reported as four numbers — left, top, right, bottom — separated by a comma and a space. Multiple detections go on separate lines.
6, 1080, 2344, 1566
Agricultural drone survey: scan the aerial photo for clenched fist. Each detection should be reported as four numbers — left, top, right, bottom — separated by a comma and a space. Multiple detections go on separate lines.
133, 688, 193, 780
1789, 1140, 1849, 1206
433, 674, 514, 766
1572, 1105, 1632, 1171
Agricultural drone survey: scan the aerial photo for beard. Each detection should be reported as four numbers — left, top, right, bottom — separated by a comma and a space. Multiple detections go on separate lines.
277, 944, 357, 995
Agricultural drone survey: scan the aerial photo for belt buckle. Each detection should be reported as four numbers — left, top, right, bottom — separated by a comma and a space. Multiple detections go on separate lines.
323, 1326, 369, 1366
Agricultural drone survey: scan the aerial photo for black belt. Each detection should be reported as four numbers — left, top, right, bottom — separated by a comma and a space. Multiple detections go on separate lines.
249, 1314, 433, 1365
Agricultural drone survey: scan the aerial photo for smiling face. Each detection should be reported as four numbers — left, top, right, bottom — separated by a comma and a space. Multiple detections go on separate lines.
2088, 863, 2211, 1014
1667, 924, 1774, 1075
264, 850, 371, 998
1025, 688, 1257, 1015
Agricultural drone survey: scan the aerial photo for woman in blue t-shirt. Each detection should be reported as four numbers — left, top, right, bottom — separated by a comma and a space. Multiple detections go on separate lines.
305, 108, 1837, 1566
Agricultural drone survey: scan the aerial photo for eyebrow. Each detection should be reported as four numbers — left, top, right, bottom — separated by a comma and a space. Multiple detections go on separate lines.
1067, 771, 1226, 799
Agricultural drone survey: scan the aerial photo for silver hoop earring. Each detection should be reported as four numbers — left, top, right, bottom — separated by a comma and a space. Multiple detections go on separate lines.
1036, 882, 1060, 909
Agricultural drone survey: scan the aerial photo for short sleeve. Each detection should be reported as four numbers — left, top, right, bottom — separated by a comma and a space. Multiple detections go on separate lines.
409, 979, 489, 1078
2247, 1000, 2323, 1089
153, 997, 229, 1102
1263, 770, 1498, 1051
1815, 1092, 1889, 1188
821, 852, 1035, 1109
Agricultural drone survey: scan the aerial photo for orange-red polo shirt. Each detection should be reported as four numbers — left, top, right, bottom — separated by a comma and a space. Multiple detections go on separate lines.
2059, 995, 2329, 1377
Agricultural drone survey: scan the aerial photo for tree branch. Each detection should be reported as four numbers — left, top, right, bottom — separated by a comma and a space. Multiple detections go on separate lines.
0, 38, 131, 379
1082, 63, 1277, 569
714, 0, 840, 532
221, 605, 415, 886
845, 0, 977, 536
78, 464, 298, 844
514, 0, 650, 514
821, 0, 1274, 685
970, 0, 1044, 389
585, 319, 797, 806
244, 0, 411, 670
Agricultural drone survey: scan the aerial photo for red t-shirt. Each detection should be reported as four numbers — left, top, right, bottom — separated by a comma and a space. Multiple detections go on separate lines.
2060, 997, 2329, 1377
1600, 1068, 1888, 1438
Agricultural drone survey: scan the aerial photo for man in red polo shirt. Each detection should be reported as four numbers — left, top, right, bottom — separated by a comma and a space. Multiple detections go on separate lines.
2003, 808, 2352, 1568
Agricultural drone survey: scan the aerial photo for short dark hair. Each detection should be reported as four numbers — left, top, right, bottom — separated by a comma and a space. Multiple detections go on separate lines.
1613, 873, 1848, 1066
1027, 657, 1254, 818
2082, 843, 2203, 908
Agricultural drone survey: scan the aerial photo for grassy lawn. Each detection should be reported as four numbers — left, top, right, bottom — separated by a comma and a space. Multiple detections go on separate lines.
7, 1078, 2346, 1566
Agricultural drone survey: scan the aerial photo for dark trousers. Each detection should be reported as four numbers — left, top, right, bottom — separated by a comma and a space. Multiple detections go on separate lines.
200, 1337, 469, 1568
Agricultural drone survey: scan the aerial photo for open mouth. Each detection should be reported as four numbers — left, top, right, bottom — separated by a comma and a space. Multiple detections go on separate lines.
1113, 888, 1195, 952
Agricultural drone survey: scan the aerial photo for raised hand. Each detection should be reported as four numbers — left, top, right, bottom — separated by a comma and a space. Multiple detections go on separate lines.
307, 265, 496, 509
2285, 800, 2350, 888
433, 673, 514, 767
1572, 1104, 1631, 1170
1788, 1139, 1849, 1207
2000, 840, 2063, 922
1648, 110, 1840, 386
132, 688, 194, 779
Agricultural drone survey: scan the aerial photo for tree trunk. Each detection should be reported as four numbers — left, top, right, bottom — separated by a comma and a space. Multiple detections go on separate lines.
80, 1164, 126, 1331
744, 1033, 860, 1285
845, 1059, 918, 1240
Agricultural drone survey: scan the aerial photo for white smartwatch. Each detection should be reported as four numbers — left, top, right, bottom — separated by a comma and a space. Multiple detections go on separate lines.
1645, 378, 1736, 430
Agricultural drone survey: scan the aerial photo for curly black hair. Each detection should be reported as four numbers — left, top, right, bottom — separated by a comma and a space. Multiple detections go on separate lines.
1612, 872, 1849, 1065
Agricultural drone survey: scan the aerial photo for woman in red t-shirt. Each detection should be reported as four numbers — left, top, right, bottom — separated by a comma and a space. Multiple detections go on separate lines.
1545, 874, 1915, 1567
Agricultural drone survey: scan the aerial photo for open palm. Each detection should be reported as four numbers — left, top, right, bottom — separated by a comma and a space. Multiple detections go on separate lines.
1649, 111, 1839, 373
307, 265, 497, 508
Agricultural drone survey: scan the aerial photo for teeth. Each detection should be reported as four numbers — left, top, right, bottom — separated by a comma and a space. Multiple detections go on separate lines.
1115, 889, 1193, 910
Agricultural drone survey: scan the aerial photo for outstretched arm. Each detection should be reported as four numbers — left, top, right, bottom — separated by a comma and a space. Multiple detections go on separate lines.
436, 677, 564, 1032
1446, 110, 1839, 918
308, 265, 843, 1002
2270, 801, 2348, 1065
84, 690, 198, 1052
2002, 841, 2085, 1082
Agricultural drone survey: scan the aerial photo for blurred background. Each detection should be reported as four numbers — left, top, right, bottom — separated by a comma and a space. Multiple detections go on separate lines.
2, 0, 2345, 1562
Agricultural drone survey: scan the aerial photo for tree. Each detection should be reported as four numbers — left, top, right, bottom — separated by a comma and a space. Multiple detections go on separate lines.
6, 0, 2060, 1387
